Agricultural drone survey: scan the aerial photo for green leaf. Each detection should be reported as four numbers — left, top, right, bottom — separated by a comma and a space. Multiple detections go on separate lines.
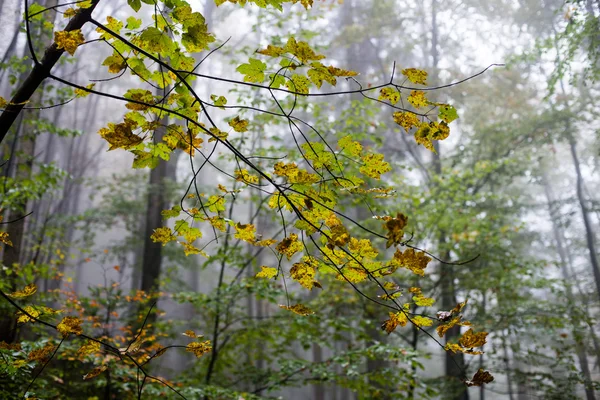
438, 104, 459, 123
127, 0, 142, 12
236, 58, 267, 83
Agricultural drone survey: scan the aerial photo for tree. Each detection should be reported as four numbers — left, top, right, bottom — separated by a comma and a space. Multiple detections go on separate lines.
0, 0, 500, 398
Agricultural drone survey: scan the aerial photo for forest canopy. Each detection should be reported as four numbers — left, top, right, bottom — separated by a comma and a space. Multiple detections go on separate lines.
0, 0, 599, 399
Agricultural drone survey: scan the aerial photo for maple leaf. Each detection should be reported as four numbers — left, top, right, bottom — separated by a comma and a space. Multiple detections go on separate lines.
150, 227, 176, 245
338, 136, 363, 157
256, 266, 278, 279
237, 58, 266, 83
466, 369, 495, 386
407, 90, 428, 108
438, 104, 459, 123
208, 195, 226, 213
381, 311, 408, 334
234, 223, 256, 242
98, 119, 143, 151
329, 224, 350, 247
183, 330, 199, 338
83, 365, 108, 380
276, 233, 303, 260
402, 68, 428, 85
393, 111, 420, 131
285, 37, 325, 63
8, 283, 37, 299
186, 340, 212, 358
57, 316, 83, 337
74, 83, 95, 98
279, 304, 314, 316
102, 54, 127, 74
290, 260, 321, 290
286, 74, 311, 94
229, 116, 249, 132
360, 153, 391, 180
257, 44, 286, 57
54, 29, 85, 55
234, 169, 259, 184
390, 248, 431, 276
379, 87, 400, 104
28, 342, 55, 363
380, 212, 408, 248
459, 328, 488, 349
77, 340, 101, 357
411, 316, 434, 327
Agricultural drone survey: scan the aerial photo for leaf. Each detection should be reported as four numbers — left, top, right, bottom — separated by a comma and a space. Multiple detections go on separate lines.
186, 340, 212, 358
234, 169, 259, 184
234, 223, 256, 242
338, 136, 363, 157
211, 94, 227, 107
359, 153, 391, 180
98, 119, 143, 151
54, 30, 85, 55
83, 365, 108, 380
411, 316, 433, 327
151, 227, 177, 245
401, 68, 428, 85
183, 330, 198, 338
390, 248, 432, 276
127, 0, 142, 12
290, 260, 320, 290
57, 316, 83, 337
279, 304, 314, 316
284, 37, 325, 63
208, 195, 226, 213
8, 283, 37, 299
379, 212, 408, 248
102, 54, 127, 74
256, 266, 278, 279
459, 328, 488, 349
77, 340, 101, 357
393, 111, 420, 131
413, 294, 435, 307
276, 233, 303, 260
378, 87, 400, 104
286, 74, 311, 94
74, 83, 95, 98
236, 58, 266, 83
139, 27, 174, 54
229, 116, 249, 132
28, 342, 55, 363
407, 90, 428, 108
466, 369, 494, 386
438, 104, 458, 123
381, 311, 408, 334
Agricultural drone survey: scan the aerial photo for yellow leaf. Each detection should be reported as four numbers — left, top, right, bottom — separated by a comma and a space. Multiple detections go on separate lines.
98, 119, 143, 151
401, 68, 428, 85
74, 83, 95, 98
54, 29, 85, 55
150, 227, 176, 245
182, 330, 198, 338
413, 294, 435, 307
83, 365, 108, 380
290, 260, 320, 290
234, 223, 256, 242
8, 283, 37, 299
16, 306, 40, 324
338, 136, 363, 157
228, 116, 249, 132
390, 248, 431, 276
379, 212, 408, 248
256, 266, 278, 279
407, 90, 428, 108
63, 7, 78, 18
359, 153, 391, 180
276, 233, 303, 260
77, 340, 101, 357
28, 342, 55, 363
57, 316, 83, 337
234, 169, 259, 185
186, 340, 212, 358
381, 311, 408, 334
0, 97, 7, 108
393, 111, 420, 131
459, 329, 488, 349
411, 316, 433, 327
279, 304, 314, 316
378, 87, 400, 104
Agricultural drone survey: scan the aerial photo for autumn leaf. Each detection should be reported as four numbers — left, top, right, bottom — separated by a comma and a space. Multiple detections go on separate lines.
438, 104, 459, 123
379, 212, 408, 248
183, 330, 199, 338
8, 283, 37, 299
57, 316, 83, 337
77, 340, 101, 357
54, 29, 85, 55
279, 304, 314, 316
381, 311, 408, 334
411, 316, 434, 327
256, 266, 278, 279
229, 116, 249, 132
83, 365, 108, 380
74, 83, 95, 98
393, 111, 420, 131
466, 369, 495, 386
402, 68, 428, 85
286, 74, 311, 94
378, 87, 400, 104
360, 153, 391, 180
276, 233, 303, 260
390, 248, 431, 276
338, 135, 363, 157
150, 227, 177, 245
234, 169, 259, 184
186, 340, 212, 358
459, 328, 488, 349
28, 342, 55, 363
290, 260, 321, 290
407, 90, 428, 108
234, 223, 256, 242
